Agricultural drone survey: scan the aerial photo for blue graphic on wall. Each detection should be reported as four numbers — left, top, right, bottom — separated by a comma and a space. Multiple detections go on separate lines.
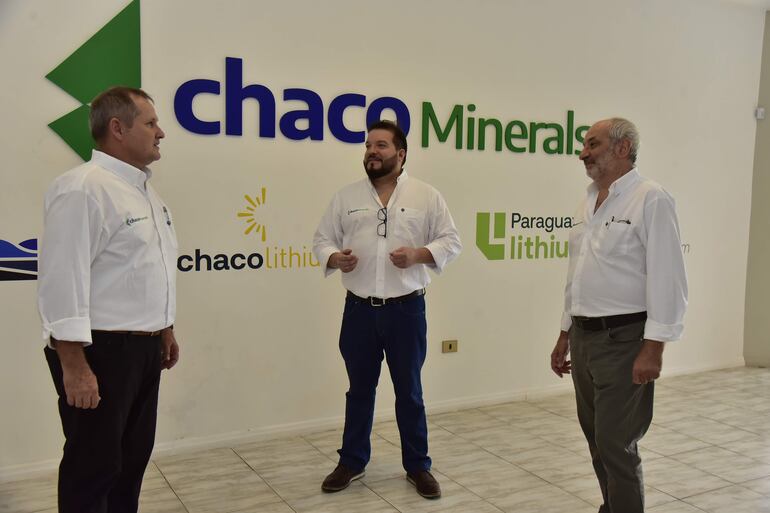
0, 239, 38, 281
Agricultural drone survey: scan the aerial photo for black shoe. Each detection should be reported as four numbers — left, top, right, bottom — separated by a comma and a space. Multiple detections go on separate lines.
321, 464, 365, 492
406, 470, 441, 499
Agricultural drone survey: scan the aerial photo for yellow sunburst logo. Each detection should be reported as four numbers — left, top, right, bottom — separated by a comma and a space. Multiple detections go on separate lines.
237, 188, 267, 241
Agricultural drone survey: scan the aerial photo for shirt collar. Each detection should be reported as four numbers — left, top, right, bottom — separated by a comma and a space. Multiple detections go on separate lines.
365, 170, 409, 193
91, 150, 152, 189
586, 167, 640, 196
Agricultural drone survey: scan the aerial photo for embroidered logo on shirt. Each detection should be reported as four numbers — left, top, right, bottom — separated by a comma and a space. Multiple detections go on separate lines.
347, 208, 369, 215
126, 216, 149, 226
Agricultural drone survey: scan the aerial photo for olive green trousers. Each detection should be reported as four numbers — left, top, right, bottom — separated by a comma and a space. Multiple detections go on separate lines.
570, 320, 654, 513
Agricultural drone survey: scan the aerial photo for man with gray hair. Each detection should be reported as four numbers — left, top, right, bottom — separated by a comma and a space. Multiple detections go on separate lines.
550, 118, 687, 513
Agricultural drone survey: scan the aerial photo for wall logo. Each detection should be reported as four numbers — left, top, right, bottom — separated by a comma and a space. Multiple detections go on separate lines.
175, 57, 411, 143
476, 212, 571, 261
0, 239, 38, 281
47, 0, 141, 160
173, 58, 590, 155
237, 188, 267, 241
46, 0, 590, 159
178, 189, 319, 273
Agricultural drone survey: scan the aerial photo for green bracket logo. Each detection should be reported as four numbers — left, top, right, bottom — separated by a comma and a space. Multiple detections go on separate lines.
476, 212, 507, 260
476, 211, 570, 261
46, 0, 141, 160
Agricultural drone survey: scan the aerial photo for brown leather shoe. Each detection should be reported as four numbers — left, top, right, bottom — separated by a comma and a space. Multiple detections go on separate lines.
406, 470, 441, 499
321, 464, 365, 492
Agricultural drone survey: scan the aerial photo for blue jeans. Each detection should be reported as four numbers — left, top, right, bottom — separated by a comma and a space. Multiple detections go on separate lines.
337, 294, 431, 473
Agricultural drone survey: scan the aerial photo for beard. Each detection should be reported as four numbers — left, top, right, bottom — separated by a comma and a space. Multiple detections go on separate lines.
364, 154, 399, 180
584, 150, 613, 181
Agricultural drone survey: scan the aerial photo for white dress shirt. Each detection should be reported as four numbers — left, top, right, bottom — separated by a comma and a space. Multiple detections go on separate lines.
561, 168, 688, 342
313, 172, 462, 298
38, 150, 178, 345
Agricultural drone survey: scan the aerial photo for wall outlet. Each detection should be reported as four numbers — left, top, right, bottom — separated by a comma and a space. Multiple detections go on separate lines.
442, 340, 458, 353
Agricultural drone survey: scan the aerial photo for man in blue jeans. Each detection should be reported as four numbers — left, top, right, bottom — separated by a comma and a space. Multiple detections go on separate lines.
313, 120, 461, 499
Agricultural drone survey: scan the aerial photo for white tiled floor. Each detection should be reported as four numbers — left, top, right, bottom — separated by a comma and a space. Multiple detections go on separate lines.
2, 367, 770, 512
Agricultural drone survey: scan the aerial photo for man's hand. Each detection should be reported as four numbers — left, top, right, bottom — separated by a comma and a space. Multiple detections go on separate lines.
329, 249, 358, 273
390, 247, 434, 269
550, 331, 571, 378
632, 339, 664, 384
389, 247, 418, 269
161, 327, 180, 370
54, 339, 100, 409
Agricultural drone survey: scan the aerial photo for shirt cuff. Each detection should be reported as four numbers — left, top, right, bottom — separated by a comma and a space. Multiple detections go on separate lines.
316, 247, 339, 277
424, 243, 446, 273
560, 311, 573, 332
43, 317, 92, 348
644, 318, 683, 342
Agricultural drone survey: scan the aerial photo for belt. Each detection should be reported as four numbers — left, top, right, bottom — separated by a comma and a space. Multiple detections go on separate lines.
93, 329, 164, 337
571, 312, 647, 331
346, 288, 425, 307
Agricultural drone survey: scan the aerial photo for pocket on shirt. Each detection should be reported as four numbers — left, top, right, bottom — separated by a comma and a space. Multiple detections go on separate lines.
341, 207, 372, 234
159, 205, 178, 249
595, 223, 634, 257
392, 207, 426, 243
568, 222, 586, 251
165, 223, 179, 249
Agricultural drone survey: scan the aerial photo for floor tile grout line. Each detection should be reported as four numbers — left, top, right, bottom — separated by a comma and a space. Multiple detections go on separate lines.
654, 413, 765, 441
431, 418, 588, 503
675, 480, 762, 501
667, 441, 770, 470
229, 447, 300, 513
150, 460, 191, 513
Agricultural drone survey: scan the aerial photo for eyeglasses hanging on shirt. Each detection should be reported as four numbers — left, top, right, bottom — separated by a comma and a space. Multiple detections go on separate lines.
605, 216, 631, 229
377, 207, 388, 237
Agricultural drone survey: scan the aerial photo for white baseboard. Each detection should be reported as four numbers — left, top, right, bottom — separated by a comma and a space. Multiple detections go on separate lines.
0, 459, 60, 483
0, 360, 748, 483
661, 359, 746, 378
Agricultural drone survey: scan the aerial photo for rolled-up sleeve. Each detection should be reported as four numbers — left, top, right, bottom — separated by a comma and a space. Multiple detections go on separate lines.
312, 194, 343, 277
38, 188, 103, 346
424, 192, 462, 274
643, 194, 688, 342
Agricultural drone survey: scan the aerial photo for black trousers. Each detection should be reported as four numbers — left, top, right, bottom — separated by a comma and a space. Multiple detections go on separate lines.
45, 332, 162, 513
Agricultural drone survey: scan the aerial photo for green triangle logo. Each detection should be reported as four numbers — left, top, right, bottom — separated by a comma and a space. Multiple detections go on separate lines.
47, 0, 141, 159
48, 105, 94, 161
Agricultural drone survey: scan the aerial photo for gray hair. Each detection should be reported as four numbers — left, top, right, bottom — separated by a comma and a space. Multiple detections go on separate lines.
607, 117, 639, 163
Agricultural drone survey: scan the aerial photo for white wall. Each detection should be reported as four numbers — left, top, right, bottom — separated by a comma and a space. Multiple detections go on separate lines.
0, 0, 764, 477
